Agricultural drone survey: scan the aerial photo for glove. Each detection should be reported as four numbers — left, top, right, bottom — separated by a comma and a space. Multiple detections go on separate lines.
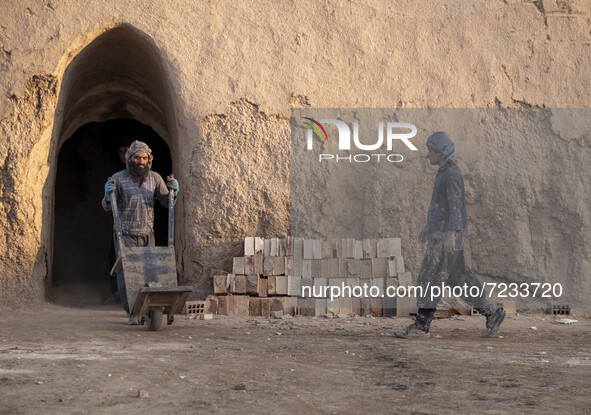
104, 179, 116, 202
166, 177, 179, 196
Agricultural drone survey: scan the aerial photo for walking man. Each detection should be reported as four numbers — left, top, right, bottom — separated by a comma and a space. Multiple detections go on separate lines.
395, 132, 505, 338
102, 140, 179, 324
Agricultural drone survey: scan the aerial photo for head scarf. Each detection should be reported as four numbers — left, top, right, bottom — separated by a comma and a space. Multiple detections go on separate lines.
125, 140, 153, 170
426, 131, 456, 162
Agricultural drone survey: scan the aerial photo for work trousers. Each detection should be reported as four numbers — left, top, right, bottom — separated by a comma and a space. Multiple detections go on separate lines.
414, 240, 498, 330
114, 232, 155, 314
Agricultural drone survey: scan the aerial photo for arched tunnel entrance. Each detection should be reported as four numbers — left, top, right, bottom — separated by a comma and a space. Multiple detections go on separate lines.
48, 24, 181, 305
51, 119, 172, 305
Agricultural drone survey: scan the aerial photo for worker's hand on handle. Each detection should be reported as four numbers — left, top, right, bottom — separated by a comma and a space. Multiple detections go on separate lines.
418, 225, 427, 243
166, 175, 179, 196
104, 179, 116, 202
444, 230, 456, 255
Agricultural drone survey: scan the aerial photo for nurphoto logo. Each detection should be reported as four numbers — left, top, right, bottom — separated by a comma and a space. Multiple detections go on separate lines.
304, 117, 419, 163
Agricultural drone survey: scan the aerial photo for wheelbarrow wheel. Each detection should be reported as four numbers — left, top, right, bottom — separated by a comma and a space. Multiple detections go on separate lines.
146, 307, 164, 331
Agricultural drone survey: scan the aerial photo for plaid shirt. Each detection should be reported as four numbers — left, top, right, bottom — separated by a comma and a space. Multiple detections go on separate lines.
102, 169, 173, 236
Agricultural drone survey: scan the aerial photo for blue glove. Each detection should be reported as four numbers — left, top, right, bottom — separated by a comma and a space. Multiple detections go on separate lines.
166, 177, 179, 196
104, 179, 116, 202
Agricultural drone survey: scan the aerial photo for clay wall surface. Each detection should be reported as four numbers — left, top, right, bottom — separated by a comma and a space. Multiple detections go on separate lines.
0, 0, 590, 304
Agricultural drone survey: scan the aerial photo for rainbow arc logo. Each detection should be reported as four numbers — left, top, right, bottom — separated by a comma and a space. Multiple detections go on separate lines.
303, 117, 328, 142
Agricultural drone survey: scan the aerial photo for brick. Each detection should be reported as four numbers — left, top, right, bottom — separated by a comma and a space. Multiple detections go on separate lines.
300, 278, 313, 297
254, 237, 264, 255
351, 297, 361, 315
312, 239, 322, 259
376, 239, 390, 258
338, 258, 348, 277
233, 274, 247, 294
263, 256, 274, 275
313, 277, 327, 298
303, 239, 314, 259
213, 274, 228, 295
244, 256, 255, 275
231, 295, 249, 316
327, 298, 340, 314
288, 275, 301, 296
249, 297, 262, 316
311, 260, 321, 278
298, 297, 315, 316
360, 259, 373, 279
371, 258, 387, 278
398, 271, 413, 286
270, 238, 278, 257
302, 260, 312, 279
204, 296, 218, 314
264, 239, 271, 256
258, 277, 268, 297
389, 238, 402, 257
347, 259, 360, 276
383, 296, 396, 317
361, 298, 372, 316
273, 256, 285, 275
389, 255, 404, 275
387, 259, 397, 277
293, 238, 304, 259
217, 296, 229, 315
332, 239, 341, 258
244, 237, 255, 256
261, 298, 273, 317
254, 254, 263, 275
275, 276, 288, 295
321, 259, 331, 278
292, 257, 303, 277
315, 299, 327, 316
321, 240, 333, 259
396, 296, 417, 317
329, 258, 340, 278
362, 239, 377, 258
370, 298, 383, 317
385, 277, 398, 293
285, 256, 293, 275
284, 236, 293, 256
278, 238, 286, 257
340, 297, 353, 315
246, 274, 260, 295
498, 300, 516, 315
340, 238, 349, 258
346, 277, 359, 289
282, 296, 296, 315
267, 275, 276, 295
372, 278, 385, 297
232, 257, 245, 275
185, 301, 205, 316
354, 240, 363, 259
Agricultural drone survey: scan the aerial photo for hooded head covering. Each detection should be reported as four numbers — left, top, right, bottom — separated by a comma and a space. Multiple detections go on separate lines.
125, 140, 153, 170
426, 131, 456, 162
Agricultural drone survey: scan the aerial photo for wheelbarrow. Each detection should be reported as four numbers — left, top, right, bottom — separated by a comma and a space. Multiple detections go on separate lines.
109, 175, 192, 331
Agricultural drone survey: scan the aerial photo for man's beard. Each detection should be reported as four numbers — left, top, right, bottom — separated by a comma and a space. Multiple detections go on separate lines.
128, 160, 150, 179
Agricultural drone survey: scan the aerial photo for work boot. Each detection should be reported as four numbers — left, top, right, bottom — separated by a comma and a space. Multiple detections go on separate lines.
394, 324, 430, 339
481, 309, 506, 338
127, 314, 140, 325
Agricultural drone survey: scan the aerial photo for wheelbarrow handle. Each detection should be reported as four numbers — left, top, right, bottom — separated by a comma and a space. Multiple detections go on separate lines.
167, 174, 175, 247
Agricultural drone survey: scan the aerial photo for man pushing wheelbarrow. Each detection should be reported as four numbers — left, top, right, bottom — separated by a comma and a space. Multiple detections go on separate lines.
102, 140, 191, 329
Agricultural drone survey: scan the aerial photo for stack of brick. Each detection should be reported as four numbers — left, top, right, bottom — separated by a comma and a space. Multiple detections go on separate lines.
207, 236, 417, 317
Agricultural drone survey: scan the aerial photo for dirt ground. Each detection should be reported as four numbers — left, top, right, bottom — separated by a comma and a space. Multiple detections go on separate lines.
0, 303, 590, 415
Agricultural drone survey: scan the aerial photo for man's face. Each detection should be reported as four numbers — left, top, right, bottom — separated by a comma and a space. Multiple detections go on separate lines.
128, 152, 150, 178
427, 148, 444, 165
